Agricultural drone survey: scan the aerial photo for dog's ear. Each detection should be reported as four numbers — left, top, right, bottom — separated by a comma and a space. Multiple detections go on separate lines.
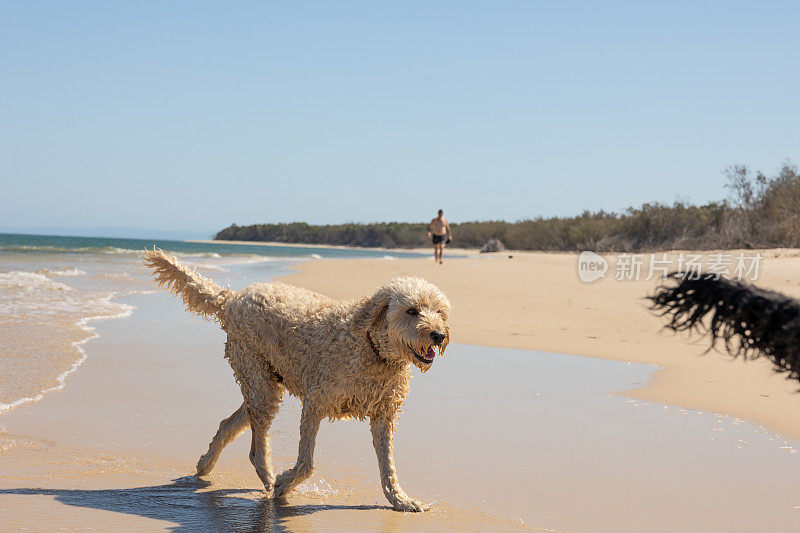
354, 287, 391, 334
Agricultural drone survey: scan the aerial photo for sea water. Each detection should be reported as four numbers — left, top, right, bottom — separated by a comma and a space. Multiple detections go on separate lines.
0, 233, 422, 412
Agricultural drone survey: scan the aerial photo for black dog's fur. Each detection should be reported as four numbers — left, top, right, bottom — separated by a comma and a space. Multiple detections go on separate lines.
649, 273, 800, 382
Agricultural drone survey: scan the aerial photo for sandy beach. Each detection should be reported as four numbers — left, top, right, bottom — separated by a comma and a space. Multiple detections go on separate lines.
282, 249, 800, 443
3, 243, 800, 531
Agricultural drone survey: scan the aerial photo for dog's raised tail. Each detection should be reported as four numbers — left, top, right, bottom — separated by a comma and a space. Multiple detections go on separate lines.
142, 248, 229, 320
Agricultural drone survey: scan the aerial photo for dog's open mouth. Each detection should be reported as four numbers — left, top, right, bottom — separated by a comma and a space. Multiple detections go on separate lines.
408, 344, 437, 365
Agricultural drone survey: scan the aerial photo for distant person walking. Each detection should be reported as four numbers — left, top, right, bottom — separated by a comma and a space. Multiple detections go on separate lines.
427, 209, 452, 264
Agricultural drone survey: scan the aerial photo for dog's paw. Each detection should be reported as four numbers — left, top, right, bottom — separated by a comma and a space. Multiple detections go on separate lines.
195, 456, 213, 477
271, 471, 295, 499
392, 497, 429, 512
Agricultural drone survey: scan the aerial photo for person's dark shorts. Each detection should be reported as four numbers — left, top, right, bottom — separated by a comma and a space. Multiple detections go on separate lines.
432, 234, 446, 245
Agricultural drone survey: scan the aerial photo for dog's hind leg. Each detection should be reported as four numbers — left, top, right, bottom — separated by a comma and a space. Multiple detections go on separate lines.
272, 400, 322, 499
246, 378, 286, 492
196, 403, 250, 476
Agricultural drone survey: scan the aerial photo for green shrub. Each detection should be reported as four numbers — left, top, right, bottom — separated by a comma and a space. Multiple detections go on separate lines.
215, 162, 798, 252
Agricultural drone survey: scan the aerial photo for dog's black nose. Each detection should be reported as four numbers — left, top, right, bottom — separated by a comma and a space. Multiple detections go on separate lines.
430, 331, 446, 345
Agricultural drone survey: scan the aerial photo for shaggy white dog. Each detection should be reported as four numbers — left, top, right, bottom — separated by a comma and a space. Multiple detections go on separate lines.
143, 249, 451, 512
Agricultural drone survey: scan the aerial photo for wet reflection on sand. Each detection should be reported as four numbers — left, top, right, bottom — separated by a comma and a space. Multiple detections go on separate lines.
0, 477, 391, 533
2, 290, 800, 531
0, 476, 522, 532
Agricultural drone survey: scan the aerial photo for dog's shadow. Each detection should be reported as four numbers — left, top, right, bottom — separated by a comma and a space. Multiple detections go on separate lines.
0, 476, 391, 532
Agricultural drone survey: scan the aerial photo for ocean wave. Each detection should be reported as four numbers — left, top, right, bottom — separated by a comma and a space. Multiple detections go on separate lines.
188, 263, 230, 272
0, 293, 135, 415
0, 244, 140, 255
194, 254, 288, 267
1, 241, 332, 264
0, 271, 75, 291
98, 272, 142, 282
36, 267, 87, 277
170, 251, 223, 259
179, 256, 282, 275
0, 244, 246, 261
101, 247, 141, 255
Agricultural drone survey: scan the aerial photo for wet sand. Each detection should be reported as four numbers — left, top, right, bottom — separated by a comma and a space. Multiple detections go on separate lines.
3, 286, 800, 531
282, 249, 800, 444
188, 239, 433, 254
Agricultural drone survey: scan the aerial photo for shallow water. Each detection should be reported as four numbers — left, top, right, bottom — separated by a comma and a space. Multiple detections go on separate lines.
0, 233, 418, 412
0, 233, 429, 260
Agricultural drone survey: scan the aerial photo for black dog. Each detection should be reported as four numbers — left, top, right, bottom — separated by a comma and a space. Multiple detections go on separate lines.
649, 273, 800, 382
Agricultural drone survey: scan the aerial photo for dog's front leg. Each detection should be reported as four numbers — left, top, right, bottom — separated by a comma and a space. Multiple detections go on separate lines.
272, 401, 321, 499
370, 417, 428, 512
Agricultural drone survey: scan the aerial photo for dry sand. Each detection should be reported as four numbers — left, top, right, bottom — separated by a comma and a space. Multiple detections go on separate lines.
282, 248, 800, 443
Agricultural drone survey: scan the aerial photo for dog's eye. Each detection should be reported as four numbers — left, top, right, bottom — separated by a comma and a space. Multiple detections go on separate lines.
406, 308, 418, 316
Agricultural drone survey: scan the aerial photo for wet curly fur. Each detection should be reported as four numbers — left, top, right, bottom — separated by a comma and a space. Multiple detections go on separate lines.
142, 249, 451, 512
649, 273, 800, 382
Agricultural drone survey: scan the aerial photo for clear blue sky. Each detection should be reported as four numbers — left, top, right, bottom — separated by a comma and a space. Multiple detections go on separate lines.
2, 1, 798, 233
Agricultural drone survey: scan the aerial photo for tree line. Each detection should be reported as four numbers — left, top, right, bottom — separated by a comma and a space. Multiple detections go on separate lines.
215, 162, 799, 252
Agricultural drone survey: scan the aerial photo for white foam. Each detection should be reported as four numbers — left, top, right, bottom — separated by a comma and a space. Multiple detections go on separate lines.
190, 263, 230, 272
36, 267, 87, 277
101, 247, 140, 255
99, 271, 138, 281
310, 254, 322, 259
210, 255, 287, 267
234, 254, 282, 263
180, 254, 285, 272
0, 294, 135, 415
173, 251, 223, 259
0, 271, 74, 291
50, 267, 87, 277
